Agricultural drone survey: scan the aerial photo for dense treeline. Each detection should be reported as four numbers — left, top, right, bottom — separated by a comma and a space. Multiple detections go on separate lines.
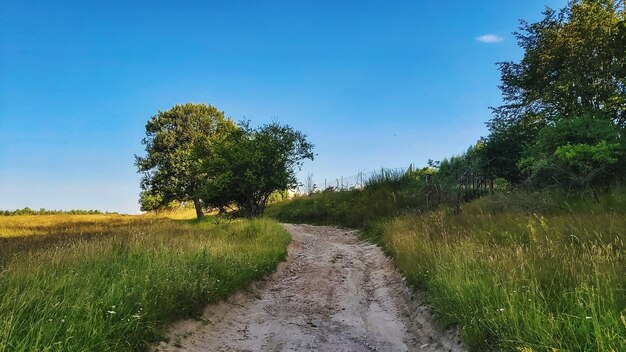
437, 0, 626, 195
0, 207, 116, 216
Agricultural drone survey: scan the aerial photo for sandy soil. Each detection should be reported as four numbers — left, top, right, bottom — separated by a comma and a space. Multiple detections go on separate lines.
153, 224, 465, 352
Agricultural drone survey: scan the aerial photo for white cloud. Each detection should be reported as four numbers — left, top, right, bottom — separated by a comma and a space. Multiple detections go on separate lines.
476, 34, 504, 44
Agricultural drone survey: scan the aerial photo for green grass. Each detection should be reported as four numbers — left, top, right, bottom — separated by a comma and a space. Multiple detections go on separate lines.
0, 215, 290, 351
386, 205, 625, 351
267, 188, 626, 351
265, 178, 427, 239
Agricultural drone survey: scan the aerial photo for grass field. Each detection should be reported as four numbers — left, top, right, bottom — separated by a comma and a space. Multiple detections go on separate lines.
0, 213, 291, 351
264, 174, 428, 235
267, 188, 626, 351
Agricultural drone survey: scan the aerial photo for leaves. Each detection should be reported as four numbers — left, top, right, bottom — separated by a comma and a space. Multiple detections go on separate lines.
197, 121, 314, 218
517, 114, 625, 188
135, 103, 237, 213
480, 1, 626, 188
493, 0, 626, 128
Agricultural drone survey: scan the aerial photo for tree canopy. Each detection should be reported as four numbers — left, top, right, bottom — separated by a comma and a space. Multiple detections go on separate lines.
492, 0, 626, 129
136, 103, 313, 219
197, 121, 314, 218
473, 0, 626, 189
135, 103, 236, 219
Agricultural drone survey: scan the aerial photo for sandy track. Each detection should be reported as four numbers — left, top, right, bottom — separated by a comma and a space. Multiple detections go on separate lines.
154, 224, 465, 352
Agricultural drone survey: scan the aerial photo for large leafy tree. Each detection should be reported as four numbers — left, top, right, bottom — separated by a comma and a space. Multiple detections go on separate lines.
197, 121, 314, 218
492, 0, 625, 128
484, 0, 625, 184
135, 103, 236, 219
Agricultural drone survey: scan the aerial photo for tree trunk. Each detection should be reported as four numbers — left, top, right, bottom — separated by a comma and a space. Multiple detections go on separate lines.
193, 198, 204, 220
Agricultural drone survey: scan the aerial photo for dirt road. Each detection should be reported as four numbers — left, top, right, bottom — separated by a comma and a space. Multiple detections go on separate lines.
155, 224, 464, 352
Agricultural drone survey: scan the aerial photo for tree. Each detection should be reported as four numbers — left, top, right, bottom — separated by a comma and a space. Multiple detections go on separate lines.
518, 113, 625, 192
492, 0, 625, 128
197, 121, 314, 218
484, 0, 625, 183
135, 103, 237, 219
478, 121, 540, 184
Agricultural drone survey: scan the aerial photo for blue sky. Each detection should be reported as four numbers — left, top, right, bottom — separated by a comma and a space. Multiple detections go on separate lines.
0, 0, 566, 213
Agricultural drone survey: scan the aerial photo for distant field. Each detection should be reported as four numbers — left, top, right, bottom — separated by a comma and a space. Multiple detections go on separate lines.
0, 214, 136, 237
267, 189, 626, 351
0, 213, 290, 351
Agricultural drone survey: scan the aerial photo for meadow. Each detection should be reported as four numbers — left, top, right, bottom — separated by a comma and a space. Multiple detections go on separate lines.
0, 212, 291, 351
267, 186, 626, 351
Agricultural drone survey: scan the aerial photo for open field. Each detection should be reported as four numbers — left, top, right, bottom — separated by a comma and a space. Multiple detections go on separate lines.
267, 189, 626, 351
0, 214, 290, 351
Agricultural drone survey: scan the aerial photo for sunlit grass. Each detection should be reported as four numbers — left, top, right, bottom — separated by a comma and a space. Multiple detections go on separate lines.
385, 209, 625, 351
0, 214, 136, 237
0, 214, 290, 351
267, 189, 626, 351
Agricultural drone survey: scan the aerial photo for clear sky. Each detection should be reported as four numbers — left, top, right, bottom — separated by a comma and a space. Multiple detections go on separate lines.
0, 0, 566, 214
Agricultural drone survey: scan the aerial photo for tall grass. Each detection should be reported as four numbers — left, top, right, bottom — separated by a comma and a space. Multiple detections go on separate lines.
0, 215, 290, 351
385, 204, 625, 351
265, 173, 425, 236
267, 187, 626, 351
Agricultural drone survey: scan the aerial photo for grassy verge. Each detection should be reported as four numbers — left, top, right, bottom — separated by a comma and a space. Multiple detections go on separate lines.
265, 176, 427, 241
0, 215, 290, 351
267, 188, 625, 351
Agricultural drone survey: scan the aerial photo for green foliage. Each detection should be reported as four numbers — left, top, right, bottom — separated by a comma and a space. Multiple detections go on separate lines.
478, 1, 626, 187
138, 190, 164, 212
197, 121, 314, 218
267, 190, 291, 205
135, 103, 237, 217
136, 104, 313, 219
0, 217, 290, 351
518, 114, 626, 189
493, 0, 626, 127
479, 122, 540, 184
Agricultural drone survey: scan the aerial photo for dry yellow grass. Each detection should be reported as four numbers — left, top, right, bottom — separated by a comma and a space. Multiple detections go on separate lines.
0, 214, 136, 237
